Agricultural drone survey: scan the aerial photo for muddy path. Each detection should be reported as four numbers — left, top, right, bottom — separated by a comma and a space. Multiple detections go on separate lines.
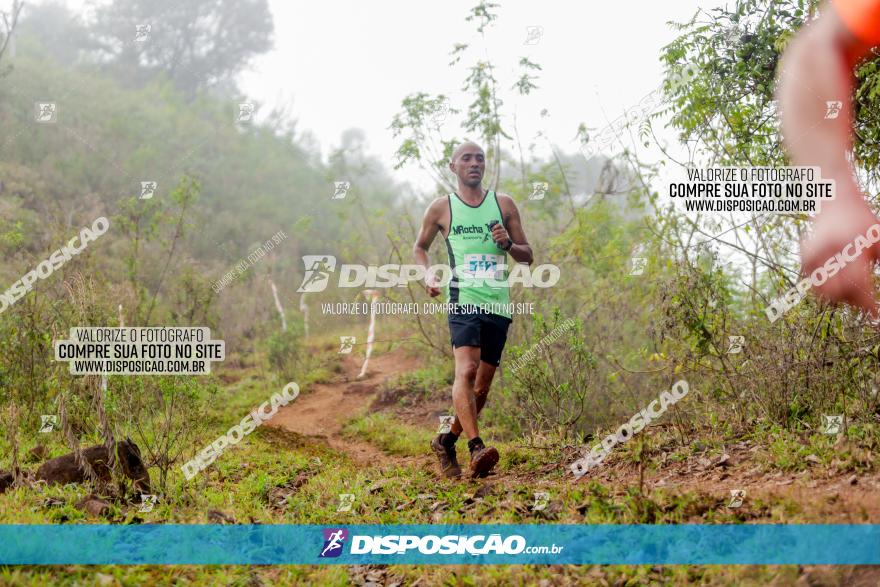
268, 347, 429, 469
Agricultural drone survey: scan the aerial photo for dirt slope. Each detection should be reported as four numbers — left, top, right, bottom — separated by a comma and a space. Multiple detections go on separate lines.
268, 348, 424, 467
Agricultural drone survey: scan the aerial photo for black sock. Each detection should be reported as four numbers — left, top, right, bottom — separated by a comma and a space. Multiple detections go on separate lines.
468, 437, 484, 453
440, 431, 459, 449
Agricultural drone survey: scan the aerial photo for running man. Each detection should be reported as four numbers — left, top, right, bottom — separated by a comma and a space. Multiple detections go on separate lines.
778, 0, 880, 314
320, 529, 345, 557
413, 142, 534, 478
299, 256, 333, 292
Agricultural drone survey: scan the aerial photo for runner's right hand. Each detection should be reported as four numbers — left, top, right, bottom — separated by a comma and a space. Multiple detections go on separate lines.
425, 273, 442, 297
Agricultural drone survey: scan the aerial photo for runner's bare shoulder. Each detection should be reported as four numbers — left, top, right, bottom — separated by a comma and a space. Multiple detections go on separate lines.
426, 196, 450, 227
494, 193, 520, 219
427, 196, 448, 214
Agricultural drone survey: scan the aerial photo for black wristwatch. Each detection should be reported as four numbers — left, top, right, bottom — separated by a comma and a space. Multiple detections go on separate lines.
501, 238, 513, 251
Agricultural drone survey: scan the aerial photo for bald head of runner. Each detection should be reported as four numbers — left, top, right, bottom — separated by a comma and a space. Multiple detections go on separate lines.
449, 142, 485, 188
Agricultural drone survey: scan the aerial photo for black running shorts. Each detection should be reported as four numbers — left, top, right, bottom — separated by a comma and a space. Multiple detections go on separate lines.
447, 305, 512, 367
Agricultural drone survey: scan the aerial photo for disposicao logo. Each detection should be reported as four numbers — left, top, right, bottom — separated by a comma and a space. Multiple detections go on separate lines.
316, 530, 562, 557
319, 528, 348, 558
296, 255, 559, 291
297, 255, 338, 293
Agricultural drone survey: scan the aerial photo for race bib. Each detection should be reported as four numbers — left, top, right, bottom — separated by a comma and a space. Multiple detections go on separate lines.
463, 253, 504, 281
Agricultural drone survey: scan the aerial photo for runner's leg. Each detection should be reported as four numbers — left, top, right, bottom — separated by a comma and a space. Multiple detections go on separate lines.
452, 345, 481, 439
451, 361, 496, 436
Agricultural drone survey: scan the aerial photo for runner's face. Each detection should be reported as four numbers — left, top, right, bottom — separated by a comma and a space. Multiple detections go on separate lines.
451, 148, 485, 188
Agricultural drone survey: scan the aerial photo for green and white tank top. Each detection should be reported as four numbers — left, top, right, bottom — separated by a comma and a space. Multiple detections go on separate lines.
444, 190, 511, 318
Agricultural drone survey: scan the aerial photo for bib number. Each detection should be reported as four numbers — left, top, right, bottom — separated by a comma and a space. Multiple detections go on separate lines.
463, 254, 504, 281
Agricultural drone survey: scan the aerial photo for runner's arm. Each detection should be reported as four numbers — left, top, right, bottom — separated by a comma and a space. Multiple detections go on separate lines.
413, 198, 445, 296
777, 1, 880, 313
495, 194, 534, 265
777, 3, 871, 206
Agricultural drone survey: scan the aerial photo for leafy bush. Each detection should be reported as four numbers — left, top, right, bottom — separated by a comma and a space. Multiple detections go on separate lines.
266, 319, 305, 383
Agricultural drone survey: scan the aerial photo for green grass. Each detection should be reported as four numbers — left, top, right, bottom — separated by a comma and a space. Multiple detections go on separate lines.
378, 363, 454, 406
343, 412, 431, 457
2, 340, 878, 585
2, 562, 847, 587
761, 424, 878, 474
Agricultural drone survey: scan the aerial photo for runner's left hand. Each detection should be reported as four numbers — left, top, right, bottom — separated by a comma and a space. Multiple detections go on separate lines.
491, 223, 511, 249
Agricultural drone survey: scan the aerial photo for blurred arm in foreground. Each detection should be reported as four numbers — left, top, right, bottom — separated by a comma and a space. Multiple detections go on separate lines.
777, 0, 880, 314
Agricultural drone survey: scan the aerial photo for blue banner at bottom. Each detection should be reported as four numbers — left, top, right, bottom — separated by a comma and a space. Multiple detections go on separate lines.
1, 524, 878, 565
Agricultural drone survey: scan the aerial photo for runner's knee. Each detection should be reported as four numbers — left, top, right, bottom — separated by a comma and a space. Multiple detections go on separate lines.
455, 359, 479, 383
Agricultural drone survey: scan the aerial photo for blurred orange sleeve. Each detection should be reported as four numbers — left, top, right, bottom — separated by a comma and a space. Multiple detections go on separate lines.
834, 0, 880, 44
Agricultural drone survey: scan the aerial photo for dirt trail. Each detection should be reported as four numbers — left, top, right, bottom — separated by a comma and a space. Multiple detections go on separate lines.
268, 348, 879, 523
268, 347, 424, 467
